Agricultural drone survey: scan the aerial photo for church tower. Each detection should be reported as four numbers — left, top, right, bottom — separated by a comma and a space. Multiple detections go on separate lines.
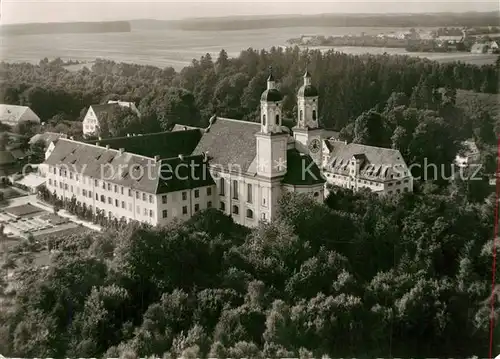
293, 69, 323, 167
255, 67, 288, 178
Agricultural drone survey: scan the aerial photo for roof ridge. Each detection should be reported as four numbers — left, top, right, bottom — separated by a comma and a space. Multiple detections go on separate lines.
348, 142, 400, 153
216, 117, 260, 126
59, 138, 155, 161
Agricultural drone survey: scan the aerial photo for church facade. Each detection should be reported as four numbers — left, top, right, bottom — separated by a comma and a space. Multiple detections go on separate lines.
43, 70, 326, 228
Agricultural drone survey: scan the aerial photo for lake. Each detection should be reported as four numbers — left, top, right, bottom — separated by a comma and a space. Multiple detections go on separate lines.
1, 26, 497, 70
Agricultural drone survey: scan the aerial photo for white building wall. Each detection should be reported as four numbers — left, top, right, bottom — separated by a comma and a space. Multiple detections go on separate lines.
82, 107, 99, 137
45, 164, 216, 226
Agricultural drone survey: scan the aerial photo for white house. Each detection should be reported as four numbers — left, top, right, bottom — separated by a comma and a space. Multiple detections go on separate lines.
0, 105, 41, 127
82, 101, 140, 137
455, 140, 480, 168
323, 140, 414, 195
44, 69, 326, 228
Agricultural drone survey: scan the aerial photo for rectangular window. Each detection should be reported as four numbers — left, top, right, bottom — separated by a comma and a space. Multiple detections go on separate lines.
114, 185, 118, 193
219, 178, 225, 196
83, 189, 87, 196
89, 191, 93, 198
95, 179, 98, 186
128, 189, 132, 197
107, 183, 111, 191
182, 206, 188, 215
162, 210, 168, 218
194, 189, 199, 198
64, 184, 68, 190
96, 193, 99, 200
220, 201, 225, 211
247, 183, 252, 203
108, 197, 112, 204
149, 210, 153, 218
142, 193, 146, 201
207, 201, 212, 208
136, 191, 139, 199
70, 185, 73, 193
396, 181, 401, 185
121, 187, 124, 195
69, 172, 73, 180
149, 195, 153, 203
54, 180, 57, 187
122, 201, 125, 209
49, 178, 52, 185
162, 195, 167, 204
144, 208, 148, 216
115, 199, 119, 207
207, 187, 212, 196
76, 175, 79, 182
232, 180, 238, 200
182, 192, 187, 201
194, 203, 199, 212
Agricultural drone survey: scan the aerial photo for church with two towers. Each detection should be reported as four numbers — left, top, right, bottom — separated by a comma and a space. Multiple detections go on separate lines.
44, 69, 327, 228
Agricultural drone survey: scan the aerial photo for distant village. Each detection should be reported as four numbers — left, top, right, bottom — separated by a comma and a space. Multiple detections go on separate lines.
287, 26, 500, 54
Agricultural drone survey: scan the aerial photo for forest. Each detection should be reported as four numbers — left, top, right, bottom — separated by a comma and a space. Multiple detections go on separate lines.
0, 188, 498, 357
0, 46, 499, 357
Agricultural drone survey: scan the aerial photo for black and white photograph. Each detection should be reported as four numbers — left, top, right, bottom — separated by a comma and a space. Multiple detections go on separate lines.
0, 0, 499, 357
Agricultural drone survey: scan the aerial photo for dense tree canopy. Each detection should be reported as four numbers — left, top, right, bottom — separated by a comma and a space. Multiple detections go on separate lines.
0, 189, 497, 358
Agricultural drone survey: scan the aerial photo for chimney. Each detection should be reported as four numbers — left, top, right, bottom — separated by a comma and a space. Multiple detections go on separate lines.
119, 148, 125, 154
154, 155, 160, 161
70, 136, 74, 140
183, 126, 187, 130
178, 154, 184, 161
106, 145, 110, 150
96, 142, 100, 146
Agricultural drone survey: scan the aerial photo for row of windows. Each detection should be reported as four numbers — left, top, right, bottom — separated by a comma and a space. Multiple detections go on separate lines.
219, 179, 265, 205
219, 202, 267, 220
161, 201, 213, 218
51, 169, 213, 204
49, 178, 212, 208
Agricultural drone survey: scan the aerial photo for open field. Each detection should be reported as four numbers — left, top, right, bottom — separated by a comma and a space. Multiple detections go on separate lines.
1, 27, 497, 70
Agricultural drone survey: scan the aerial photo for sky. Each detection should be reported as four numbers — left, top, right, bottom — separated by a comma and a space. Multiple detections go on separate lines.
1, 0, 499, 25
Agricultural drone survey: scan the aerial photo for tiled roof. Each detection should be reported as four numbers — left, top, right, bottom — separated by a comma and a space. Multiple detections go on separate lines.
282, 149, 325, 186
192, 117, 261, 173
90, 104, 119, 119
45, 139, 212, 194
29, 132, 67, 146
85, 130, 202, 160
323, 129, 340, 140
327, 142, 409, 180
0, 105, 39, 125
156, 155, 214, 193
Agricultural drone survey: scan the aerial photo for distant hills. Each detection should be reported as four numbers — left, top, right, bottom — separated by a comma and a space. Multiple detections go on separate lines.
131, 11, 500, 31
1, 21, 131, 36
2, 12, 499, 36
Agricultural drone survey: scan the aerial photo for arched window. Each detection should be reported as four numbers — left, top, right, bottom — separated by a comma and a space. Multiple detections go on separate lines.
246, 209, 254, 219
300, 110, 303, 122
262, 114, 266, 126
312, 110, 317, 121
275, 114, 280, 126
232, 205, 239, 215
